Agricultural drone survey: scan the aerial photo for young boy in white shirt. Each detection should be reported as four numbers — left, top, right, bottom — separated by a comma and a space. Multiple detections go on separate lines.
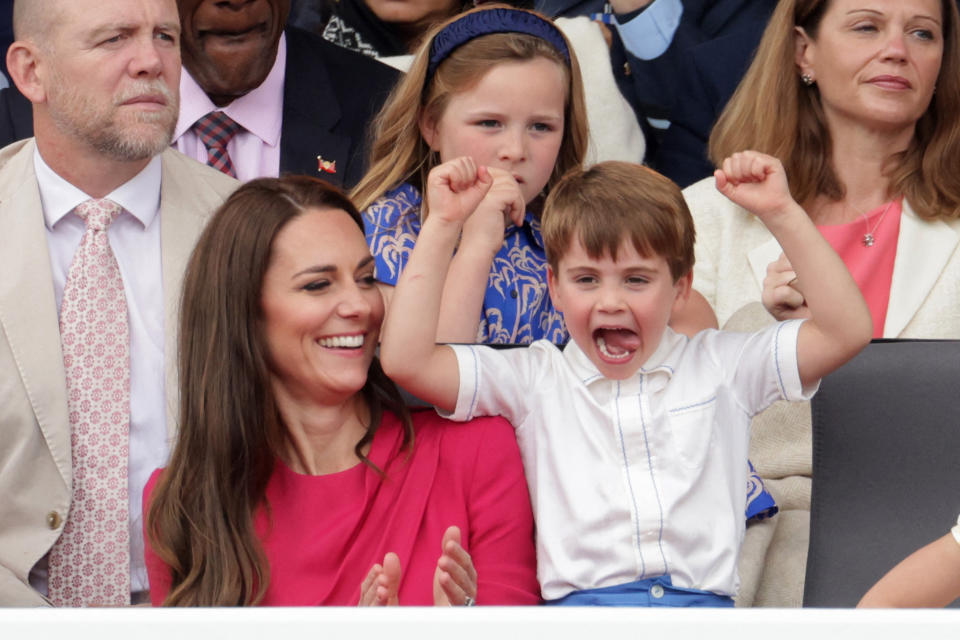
380, 154, 872, 605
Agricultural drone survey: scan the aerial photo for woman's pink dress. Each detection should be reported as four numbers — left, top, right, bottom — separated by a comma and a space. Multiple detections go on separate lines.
144, 410, 539, 605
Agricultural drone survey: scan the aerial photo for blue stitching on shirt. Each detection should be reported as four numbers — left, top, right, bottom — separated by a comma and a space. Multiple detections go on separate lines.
614, 379, 646, 577
773, 322, 787, 399
637, 376, 668, 575
467, 345, 480, 419
668, 396, 717, 414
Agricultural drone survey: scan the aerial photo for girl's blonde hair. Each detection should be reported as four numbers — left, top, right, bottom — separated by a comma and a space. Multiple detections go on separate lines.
351, 5, 588, 212
708, 0, 960, 219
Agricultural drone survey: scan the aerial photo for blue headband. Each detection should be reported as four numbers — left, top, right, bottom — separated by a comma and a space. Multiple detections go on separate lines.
426, 8, 571, 80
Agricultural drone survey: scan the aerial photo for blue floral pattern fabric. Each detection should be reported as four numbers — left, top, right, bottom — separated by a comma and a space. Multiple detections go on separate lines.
746, 459, 778, 521
364, 183, 568, 345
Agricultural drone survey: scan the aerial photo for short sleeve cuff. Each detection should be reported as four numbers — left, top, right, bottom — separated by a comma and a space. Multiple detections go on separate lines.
614, 0, 682, 60
441, 344, 482, 422
774, 319, 819, 402
951, 514, 960, 547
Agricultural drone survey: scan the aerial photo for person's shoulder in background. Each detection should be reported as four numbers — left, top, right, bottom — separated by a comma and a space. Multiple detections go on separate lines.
650, 22, 767, 187
0, 85, 33, 151
282, 25, 401, 186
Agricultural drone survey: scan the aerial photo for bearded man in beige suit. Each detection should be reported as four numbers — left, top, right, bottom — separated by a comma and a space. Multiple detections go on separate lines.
0, 0, 236, 606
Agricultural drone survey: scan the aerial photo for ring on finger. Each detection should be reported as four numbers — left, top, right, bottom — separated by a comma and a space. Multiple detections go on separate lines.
463, 595, 476, 607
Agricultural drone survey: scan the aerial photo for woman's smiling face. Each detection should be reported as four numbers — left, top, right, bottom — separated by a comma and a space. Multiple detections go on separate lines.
260, 206, 384, 405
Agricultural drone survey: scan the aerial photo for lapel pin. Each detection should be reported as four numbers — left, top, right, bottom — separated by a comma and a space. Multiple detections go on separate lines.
317, 156, 337, 174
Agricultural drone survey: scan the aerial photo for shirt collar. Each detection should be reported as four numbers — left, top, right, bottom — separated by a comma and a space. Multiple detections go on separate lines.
175, 32, 286, 148
34, 147, 162, 230
562, 327, 687, 398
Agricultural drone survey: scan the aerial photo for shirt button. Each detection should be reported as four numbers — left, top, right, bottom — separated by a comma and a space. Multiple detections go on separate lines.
47, 511, 62, 530
510, 290, 518, 299
650, 584, 665, 599
623, 61, 632, 77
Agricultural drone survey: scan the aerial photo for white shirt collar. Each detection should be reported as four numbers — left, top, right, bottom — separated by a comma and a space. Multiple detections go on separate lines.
34, 146, 162, 231
562, 328, 687, 397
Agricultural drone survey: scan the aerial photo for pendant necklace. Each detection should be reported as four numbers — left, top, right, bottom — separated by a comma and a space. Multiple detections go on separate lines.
859, 200, 894, 248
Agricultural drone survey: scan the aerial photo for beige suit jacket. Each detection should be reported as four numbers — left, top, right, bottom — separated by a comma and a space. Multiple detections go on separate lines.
0, 139, 237, 606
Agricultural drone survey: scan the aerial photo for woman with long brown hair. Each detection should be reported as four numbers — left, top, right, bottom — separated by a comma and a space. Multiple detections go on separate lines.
681, 0, 960, 606
687, 0, 960, 331
143, 176, 538, 606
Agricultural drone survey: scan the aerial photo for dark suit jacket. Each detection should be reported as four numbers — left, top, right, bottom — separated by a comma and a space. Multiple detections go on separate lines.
650, 23, 766, 187
0, 27, 400, 190
280, 26, 400, 188
0, 0, 12, 80
536, 0, 774, 155
0, 83, 31, 146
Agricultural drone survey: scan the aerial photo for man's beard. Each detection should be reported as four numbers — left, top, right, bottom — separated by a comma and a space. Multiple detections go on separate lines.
47, 72, 179, 162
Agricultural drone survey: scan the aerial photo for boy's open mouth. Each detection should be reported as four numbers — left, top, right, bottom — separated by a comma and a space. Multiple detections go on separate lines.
593, 328, 639, 362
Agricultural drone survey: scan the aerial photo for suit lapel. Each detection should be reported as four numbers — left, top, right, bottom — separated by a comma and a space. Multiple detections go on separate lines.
278, 29, 350, 188
0, 140, 71, 488
884, 201, 958, 337
698, 0, 768, 36
158, 151, 221, 440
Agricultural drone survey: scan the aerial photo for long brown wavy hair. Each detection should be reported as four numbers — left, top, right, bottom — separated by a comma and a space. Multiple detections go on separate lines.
708, 0, 960, 219
350, 4, 588, 212
147, 176, 414, 606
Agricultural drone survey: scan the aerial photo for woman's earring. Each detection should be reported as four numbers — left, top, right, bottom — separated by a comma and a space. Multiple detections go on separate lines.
801, 73, 815, 86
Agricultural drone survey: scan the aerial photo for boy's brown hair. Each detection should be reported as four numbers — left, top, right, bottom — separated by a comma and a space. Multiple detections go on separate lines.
542, 161, 695, 281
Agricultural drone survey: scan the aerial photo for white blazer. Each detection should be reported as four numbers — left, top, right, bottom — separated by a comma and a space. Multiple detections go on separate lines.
683, 176, 960, 339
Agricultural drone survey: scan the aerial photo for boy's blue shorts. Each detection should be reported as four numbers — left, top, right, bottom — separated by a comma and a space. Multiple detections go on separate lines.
544, 575, 734, 607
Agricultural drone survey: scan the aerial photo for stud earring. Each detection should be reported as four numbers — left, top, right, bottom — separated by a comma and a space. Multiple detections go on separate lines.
801, 73, 814, 86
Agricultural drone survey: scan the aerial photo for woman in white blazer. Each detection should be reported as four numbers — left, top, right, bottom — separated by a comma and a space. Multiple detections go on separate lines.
679, 0, 960, 607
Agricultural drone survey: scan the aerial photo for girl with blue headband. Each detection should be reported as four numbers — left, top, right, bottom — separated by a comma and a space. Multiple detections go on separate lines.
352, 4, 588, 345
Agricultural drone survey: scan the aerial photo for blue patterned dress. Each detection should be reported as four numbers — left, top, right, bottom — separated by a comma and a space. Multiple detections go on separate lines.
363, 183, 568, 344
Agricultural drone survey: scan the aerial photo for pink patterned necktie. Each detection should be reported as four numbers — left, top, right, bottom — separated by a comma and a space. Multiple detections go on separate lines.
48, 198, 131, 607
192, 110, 242, 177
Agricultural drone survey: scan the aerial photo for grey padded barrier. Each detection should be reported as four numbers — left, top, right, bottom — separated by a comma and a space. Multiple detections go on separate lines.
804, 339, 960, 607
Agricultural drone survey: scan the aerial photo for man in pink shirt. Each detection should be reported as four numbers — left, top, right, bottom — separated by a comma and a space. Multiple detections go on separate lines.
173, 0, 399, 187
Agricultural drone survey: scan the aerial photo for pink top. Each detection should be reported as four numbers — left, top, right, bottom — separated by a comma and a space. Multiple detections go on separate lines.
144, 410, 539, 606
818, 199, 902, 338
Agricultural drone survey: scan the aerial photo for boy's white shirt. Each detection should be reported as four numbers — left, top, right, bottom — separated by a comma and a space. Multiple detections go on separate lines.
445, 320, 816, 600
